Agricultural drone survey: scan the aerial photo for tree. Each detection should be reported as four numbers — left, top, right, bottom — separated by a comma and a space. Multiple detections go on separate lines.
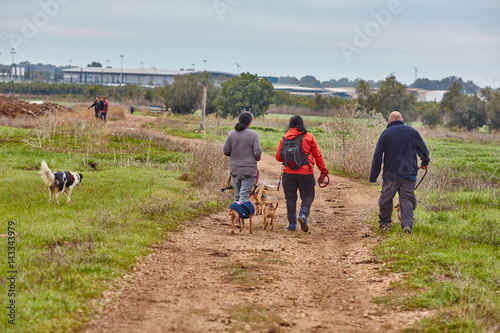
355, 79, 375, 111
162, 72, 218, 114
87, 84, 100, 97
299, 75, 321, 88
486, 92, 500, 130
278, 76, 299, 84
447, 93, 487, 130
480, 87, 494, 102
421, 103, 443, 127
87, 61, 102, 68
165, 74, 200, 114
214, 72, 275, 118
441, 81, 462, 116
355, 75, 417, 121
375, 74, 417, 120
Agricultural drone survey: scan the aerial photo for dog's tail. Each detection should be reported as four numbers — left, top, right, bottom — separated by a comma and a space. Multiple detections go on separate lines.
40, 161, 55, 186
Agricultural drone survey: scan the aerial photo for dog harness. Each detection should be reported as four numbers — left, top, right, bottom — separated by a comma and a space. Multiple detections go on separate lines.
229, 201, 256, 219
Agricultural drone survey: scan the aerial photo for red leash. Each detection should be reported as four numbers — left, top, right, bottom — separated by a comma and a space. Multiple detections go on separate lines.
318, 171, 330, 188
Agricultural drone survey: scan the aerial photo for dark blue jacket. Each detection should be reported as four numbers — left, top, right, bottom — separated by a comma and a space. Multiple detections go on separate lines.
369, 121, 430, 182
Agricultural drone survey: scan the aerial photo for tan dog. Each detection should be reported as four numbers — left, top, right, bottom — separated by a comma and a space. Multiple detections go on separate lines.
229, 192, 258, 235
252, 186, 265, 215
263, 202, 279, 230
395, 198, 401, 223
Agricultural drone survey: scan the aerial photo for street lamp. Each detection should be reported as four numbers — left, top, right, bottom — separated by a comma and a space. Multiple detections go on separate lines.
203, 59, 207, 71
10, 48, 16, 81
236, 63, 240, 74
120, 55, 124, 85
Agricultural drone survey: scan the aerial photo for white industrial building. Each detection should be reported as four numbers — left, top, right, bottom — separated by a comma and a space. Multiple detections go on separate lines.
61, 67, 236, 86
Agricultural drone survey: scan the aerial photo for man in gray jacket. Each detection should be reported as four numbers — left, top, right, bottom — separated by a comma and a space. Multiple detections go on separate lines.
223, 111, 262, 202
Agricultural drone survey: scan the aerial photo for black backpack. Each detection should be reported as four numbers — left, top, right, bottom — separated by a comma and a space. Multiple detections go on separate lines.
280, 133, 310, 170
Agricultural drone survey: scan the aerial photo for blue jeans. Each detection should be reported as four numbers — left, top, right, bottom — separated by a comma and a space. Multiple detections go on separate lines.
100, 112, 107, 122
231, 174, 256, 202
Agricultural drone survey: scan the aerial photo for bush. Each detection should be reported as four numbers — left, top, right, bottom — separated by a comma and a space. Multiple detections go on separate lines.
421, 104, 443, 127
318, 104, 386, 178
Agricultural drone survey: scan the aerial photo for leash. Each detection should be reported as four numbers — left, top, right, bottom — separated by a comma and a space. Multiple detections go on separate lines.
277, 167, 283, 191
318, 171, 330, 188
221, 170, 260, 192
415, 168, 428, 191
221, 175, 233, 192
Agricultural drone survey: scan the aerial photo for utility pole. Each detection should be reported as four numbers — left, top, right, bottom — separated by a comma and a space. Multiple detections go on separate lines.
120, 55, 124, 86
200, 86, 207, 132
203, 60, 207, 72
10, 48, 16, 81
236, 63, 240, 74
415, 67, 418, 81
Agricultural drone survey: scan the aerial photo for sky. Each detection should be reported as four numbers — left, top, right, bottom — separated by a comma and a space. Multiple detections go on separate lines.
1, 0, 499, 87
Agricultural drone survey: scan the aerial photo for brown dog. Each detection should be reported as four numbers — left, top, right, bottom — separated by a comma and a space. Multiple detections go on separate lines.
263, 202, 279, 230
252, 186, 265, 215
395, 198, 401, 223
229, 193, 258, 235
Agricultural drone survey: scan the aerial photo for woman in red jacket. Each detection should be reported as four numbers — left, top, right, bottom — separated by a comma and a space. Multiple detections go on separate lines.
275, 115, 328, 232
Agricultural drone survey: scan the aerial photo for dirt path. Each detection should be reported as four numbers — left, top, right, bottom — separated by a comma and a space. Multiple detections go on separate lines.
85, 114, 428, 332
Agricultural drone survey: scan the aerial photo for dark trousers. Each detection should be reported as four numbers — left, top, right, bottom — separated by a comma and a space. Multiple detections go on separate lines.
282, 173, 315, 224
378, 179, 417, 228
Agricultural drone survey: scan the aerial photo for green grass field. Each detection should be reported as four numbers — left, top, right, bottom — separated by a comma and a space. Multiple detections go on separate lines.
0, 122, 230, 332
1, 109, 500, 332
374, 134, 500, 332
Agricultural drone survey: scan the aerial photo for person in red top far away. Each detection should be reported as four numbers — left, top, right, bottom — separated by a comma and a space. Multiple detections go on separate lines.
101, 96, 109, 122
275, 115, 328, 232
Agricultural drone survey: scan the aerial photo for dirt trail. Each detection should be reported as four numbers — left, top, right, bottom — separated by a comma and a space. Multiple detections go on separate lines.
85, 114, 429, 332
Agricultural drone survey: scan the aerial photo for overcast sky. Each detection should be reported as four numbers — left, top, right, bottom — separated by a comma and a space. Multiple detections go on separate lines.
2, 0, 499, 87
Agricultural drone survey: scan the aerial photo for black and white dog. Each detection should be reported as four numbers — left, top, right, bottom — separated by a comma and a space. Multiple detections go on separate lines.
40, 161, 83, 205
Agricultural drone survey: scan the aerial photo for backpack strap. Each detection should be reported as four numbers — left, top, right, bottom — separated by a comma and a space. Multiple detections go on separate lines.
299, 133, 312, 169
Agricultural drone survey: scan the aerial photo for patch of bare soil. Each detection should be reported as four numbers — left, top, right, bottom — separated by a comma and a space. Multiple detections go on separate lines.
0, 95, 69, 118
85, 115, 431, 332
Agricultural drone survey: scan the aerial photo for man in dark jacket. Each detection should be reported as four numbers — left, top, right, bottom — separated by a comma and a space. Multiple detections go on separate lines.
88, 95, 104, 119
369, 111, 430, 234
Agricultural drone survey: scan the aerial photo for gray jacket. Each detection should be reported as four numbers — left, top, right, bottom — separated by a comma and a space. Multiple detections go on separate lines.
223, 128, 262, 176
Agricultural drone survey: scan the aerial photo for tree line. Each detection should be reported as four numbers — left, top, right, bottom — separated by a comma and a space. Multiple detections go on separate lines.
355, 75, 500, 130
1, 71, 499, 130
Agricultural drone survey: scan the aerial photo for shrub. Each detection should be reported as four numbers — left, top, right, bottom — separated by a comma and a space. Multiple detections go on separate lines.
318, 104, 386, 179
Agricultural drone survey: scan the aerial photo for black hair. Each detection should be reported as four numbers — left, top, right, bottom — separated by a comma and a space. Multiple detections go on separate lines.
287, 115, 307, 133
235, 111, 253, 131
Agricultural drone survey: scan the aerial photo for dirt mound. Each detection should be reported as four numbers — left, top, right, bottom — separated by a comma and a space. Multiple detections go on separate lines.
0, 95, 70, 118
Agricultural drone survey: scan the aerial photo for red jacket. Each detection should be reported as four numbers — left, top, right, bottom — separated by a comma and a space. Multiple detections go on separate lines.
275, 128, 328, 175
103, 100, 109, 113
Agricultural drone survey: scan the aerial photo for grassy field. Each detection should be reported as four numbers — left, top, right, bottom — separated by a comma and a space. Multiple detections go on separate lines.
1, 108, 500, 332
0, 115, 231, 333
374, 133, 500, 332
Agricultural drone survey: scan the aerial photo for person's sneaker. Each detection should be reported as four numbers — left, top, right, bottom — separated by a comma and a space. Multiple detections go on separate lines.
298, 214, 309, 232
286, 223, 296, 231
380, 224, 390, 233
403, 226, 412, 234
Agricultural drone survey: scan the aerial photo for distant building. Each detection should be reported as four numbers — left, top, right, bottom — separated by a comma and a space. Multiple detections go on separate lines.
273, 84, 356, 99
62, 67, 236, 86
407, 89, 447, 102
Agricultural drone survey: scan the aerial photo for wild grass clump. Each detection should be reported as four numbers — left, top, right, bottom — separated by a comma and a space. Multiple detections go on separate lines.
319, 104, 386, 178
188, 139, 228, 189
